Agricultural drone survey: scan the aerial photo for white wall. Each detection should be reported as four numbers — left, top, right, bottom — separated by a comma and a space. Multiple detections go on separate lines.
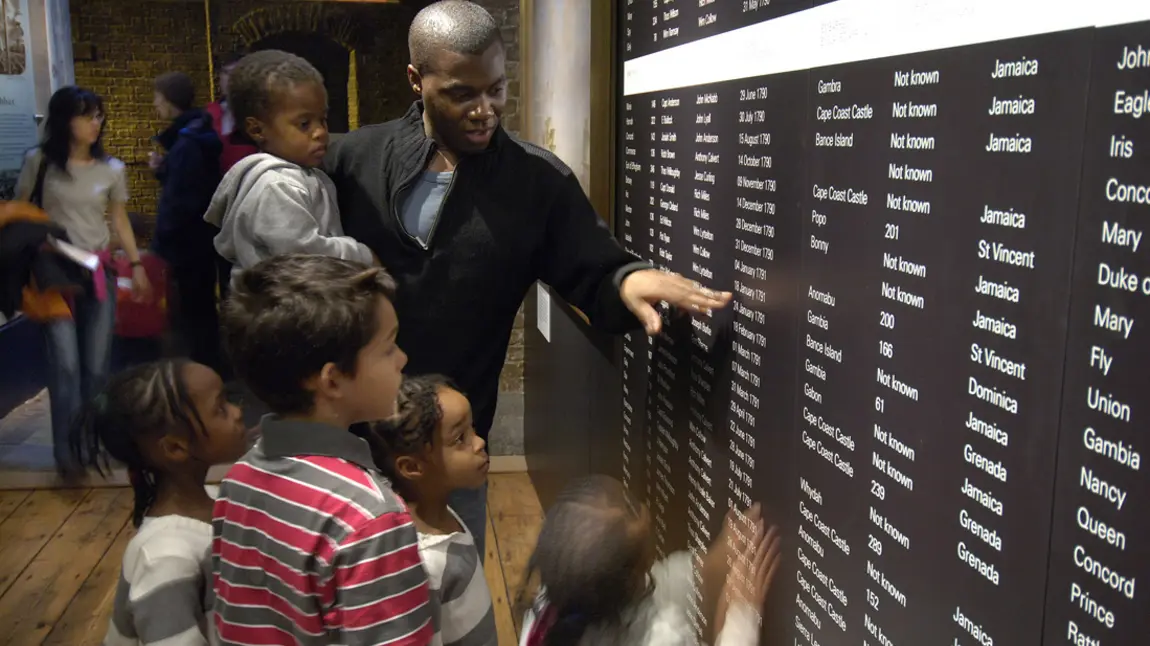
527, 0, 592, 191
43, 0, 73, 110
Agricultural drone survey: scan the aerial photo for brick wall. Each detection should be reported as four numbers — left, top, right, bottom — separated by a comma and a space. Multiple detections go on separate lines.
70, 0, 420, 220
71, 0, 211, 219
206, 1, 417, 130
472, 0, 524, 394
70, 0, 525, 394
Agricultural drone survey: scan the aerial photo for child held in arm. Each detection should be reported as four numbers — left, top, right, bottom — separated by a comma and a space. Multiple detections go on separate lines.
518, 475, 781, 646
360, 375, 497, 646
203, 49, 377, 283
70, 359, 248, 646
212, 254, 432, 645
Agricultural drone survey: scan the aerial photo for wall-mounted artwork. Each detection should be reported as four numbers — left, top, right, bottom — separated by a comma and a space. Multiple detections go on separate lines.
0, 0, 36, 199
0, 0, 26, 76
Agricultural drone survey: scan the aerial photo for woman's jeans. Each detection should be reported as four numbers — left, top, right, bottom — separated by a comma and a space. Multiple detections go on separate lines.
43, 273, 116, 474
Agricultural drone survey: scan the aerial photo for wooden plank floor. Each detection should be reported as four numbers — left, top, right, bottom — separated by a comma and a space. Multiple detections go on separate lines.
0, 472, 544, 646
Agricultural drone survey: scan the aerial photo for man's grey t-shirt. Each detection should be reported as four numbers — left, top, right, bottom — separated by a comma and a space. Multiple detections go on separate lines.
15, 149, 129, 252
400, 170, 453, 245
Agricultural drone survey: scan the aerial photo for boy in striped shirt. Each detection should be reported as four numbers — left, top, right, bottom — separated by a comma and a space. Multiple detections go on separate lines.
212, 254, 433, 646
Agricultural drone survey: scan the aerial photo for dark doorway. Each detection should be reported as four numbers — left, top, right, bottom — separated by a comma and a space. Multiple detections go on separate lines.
253, 32, 351, 133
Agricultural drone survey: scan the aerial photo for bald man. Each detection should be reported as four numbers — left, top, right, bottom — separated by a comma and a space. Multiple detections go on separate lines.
326, 0, 731, 553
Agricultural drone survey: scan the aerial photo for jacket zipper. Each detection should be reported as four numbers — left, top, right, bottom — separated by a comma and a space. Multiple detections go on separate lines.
420, 160, 459, 250
392, 142, 461, 252
391, 140, 436, 250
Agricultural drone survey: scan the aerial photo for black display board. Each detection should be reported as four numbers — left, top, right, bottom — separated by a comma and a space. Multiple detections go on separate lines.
613, 2, 1150, 644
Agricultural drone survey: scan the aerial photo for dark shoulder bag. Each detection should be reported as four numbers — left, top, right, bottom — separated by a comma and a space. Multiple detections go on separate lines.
28, 154, 49, 208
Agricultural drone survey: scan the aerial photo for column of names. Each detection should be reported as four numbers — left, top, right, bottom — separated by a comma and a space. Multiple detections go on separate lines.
684, 82, 723, 641
1042, 19, 1150, 646
620, 95, 645, 503
795, 67, 866, 645
939, 31, 1091, 644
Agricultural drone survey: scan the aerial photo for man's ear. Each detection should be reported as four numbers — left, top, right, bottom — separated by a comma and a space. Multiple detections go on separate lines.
407, 65, 423, 96
396, 455, 424, 481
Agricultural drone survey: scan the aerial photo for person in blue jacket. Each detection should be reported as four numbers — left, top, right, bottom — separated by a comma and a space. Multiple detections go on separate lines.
150, 72, 225, 373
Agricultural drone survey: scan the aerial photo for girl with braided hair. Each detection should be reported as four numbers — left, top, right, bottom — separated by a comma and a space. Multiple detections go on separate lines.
359, 374, 496, 646
69, 359, 248, 645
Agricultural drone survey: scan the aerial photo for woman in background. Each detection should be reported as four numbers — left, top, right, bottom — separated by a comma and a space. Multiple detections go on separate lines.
15, 85, 150, 479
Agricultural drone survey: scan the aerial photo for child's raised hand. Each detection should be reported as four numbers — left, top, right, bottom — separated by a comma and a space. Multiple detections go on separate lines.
717, 503, 762, 568
700, 503, 762, 643
712, 519, 781, 643
735, 520, 781, 610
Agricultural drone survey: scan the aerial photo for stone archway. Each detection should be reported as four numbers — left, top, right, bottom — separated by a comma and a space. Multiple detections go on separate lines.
230, 5, 365, 132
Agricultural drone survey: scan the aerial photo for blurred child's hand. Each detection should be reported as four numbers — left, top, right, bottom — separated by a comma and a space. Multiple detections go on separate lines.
714, 520, 781, 639
716, 503, 761, 567
701, 503, 761, 642
733, 520, 781, 610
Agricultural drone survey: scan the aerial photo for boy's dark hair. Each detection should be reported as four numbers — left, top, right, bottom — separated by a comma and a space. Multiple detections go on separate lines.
520, 475, 653, 646
359, 374, 458, 490
69, 359, 204, 527
154, 72, 196, 112
227, 49, 324, 129
222, 254, 397, 416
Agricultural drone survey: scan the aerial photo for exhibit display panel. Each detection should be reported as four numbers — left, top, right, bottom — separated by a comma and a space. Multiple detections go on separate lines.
613, 1, 1150, 644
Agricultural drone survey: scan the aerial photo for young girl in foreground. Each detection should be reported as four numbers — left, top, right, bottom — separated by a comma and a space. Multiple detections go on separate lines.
519, 475, 780, 646
363, 375, 497, 646
71, 359, 247, 645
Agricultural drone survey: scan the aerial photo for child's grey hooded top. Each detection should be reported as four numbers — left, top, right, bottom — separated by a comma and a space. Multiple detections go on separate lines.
203, 152, 373, 279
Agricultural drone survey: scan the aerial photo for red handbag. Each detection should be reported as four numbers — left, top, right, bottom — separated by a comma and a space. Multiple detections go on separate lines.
99, 250, 169, 338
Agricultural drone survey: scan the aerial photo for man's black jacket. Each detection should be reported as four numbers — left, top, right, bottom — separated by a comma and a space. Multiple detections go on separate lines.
326, 101, 648, 439
152, 109, 223, 268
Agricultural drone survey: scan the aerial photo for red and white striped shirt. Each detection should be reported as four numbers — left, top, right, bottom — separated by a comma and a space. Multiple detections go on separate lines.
211, 416, 433, 645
